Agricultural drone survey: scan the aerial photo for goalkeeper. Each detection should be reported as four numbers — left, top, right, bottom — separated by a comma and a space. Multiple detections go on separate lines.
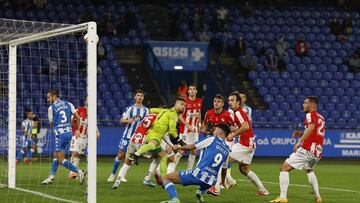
130, 97, 186, 175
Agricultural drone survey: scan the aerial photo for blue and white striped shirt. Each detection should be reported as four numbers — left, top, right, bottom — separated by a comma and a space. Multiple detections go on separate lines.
121, 104, 149, 139
192, 136, 230, 186
21, 118, 33, 138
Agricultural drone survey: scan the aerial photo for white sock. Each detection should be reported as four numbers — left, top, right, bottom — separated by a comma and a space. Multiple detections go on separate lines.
167, 161, 176, 173
118, 164, 130, 180
247, 170, 266, 192
72, 157, 80, 167
226, 168, 235, 184
144, 159, 160, 181
187, 154, 196, 170
307, 171, 320, 198
279, 171, 289, 198
215, 170, 222, 191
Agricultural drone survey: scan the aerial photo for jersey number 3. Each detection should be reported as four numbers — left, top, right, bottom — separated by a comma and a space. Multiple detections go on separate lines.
60, 110, 67, 123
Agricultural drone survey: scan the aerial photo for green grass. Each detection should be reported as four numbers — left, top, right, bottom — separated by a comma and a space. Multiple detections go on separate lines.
1, 158, 360, 203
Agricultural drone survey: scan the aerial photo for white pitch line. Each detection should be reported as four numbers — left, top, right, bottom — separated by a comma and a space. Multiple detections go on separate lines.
0, 184, 83, 203
236, 179, 360, 194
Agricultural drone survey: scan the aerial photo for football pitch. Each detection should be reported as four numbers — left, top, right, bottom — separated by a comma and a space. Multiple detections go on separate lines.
1, 157, 359, 203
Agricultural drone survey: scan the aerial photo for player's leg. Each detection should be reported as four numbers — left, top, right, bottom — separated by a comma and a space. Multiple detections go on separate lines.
186, 133, 198, 170
143, 158, 160, 187
134, 136, 159, 157
108, 138, 128, 181
24, 140, 35, 164
161, 171, 181, 203
239, 163, 269, 195
69, 136, 80, 178
16, 136, 27, 163
58, 133, 86, 184
270, 156, 297, 203
112, 157, 133, 189
225, 140, 236, 187
306, 169, 321, 202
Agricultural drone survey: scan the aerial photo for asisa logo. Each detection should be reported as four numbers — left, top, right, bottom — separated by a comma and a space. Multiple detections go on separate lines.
153, 47, 188, 58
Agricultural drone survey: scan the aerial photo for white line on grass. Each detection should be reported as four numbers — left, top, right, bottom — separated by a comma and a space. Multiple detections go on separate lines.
0, 184, 82, 203
236, 179, 360, 194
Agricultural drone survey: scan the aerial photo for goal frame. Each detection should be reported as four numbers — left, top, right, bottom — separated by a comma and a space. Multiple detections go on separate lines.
6, 21, 97, 203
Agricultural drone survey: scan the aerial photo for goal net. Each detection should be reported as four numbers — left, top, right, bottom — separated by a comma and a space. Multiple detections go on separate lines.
0, 19, 97, 203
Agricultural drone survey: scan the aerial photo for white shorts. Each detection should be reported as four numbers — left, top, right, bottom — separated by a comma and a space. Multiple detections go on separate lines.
70, 136, 87, 155
229, 143, 255, 165
285, 147, 320, 170
180, 132, 199, 145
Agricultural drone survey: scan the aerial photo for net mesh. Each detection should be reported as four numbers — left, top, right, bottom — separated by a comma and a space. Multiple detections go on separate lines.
0, 18, 88, 203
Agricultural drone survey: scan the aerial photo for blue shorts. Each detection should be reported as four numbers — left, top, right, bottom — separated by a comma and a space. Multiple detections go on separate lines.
21, 136, 34, 148
179, 170, 212, 191
55, 133, 72, 151
118, 138, 130, 152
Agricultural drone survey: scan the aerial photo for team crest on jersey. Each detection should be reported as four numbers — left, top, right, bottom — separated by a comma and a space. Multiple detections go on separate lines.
221, 118, 225, 122
198, 103, 201, 107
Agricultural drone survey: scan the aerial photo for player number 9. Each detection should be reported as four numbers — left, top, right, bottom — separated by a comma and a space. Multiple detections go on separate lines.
212, 153, 223, 167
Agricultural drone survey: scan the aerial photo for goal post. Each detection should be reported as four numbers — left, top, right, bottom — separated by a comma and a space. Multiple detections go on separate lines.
2, 19, 97, 203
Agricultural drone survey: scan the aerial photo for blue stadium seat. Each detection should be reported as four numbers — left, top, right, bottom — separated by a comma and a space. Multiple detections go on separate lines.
264, 95, 274, 103
258, 87, 268, 96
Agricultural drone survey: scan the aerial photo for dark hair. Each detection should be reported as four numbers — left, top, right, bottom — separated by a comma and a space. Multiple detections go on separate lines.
229, 91, 241, 103
214, 94, 225, 102
188, 83, 197, 89
216, 124, 231, 137
48, 90, 59, 97
23, 109, 32, 119
306, 96, 319, 105
135, 89, 145, 95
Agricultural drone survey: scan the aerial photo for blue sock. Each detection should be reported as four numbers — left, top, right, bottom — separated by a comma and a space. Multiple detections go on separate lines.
227, 163, 233, 169
164, 180, 177, 199
198, 186, 207, 194
25, 149, 33, 159
62, 159, 79, 173
51, 159, 59, 175
16, 150, 25, 161
111, 157, 121, 175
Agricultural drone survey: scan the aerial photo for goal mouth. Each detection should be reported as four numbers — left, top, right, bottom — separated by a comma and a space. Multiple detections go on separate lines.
0, 18, 97, 203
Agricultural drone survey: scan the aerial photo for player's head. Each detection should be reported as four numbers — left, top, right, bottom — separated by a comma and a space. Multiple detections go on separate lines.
47, 90, 59, 104
174, 97, 186, 114
134, 89, 145, 104
228, 91, 241, 110
239, 92, 247, 106
24, 109, 33, 119
213, 94, 225, 110
303, 96, 319, 113
187, 84, 197, 98
213, 124, 231, 139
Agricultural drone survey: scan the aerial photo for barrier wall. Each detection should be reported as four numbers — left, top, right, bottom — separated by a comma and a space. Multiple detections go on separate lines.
1, 127, 359, 157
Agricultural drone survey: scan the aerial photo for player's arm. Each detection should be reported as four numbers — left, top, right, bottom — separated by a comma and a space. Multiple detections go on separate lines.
200, 112, 210, 134
179, 112, 195, 132
150, 107, 164, 114
228, 111, 249, 141
120, 107, 134, 124
168, 112, 179, 139
174, 136, 214, 151
293, 123, 315, 152
70, 103, 81, 137
292, 131, 303, 138
48, 106, 54, 128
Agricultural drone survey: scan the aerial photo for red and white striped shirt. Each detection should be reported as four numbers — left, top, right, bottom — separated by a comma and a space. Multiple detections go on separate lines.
179, 97, 202, 134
